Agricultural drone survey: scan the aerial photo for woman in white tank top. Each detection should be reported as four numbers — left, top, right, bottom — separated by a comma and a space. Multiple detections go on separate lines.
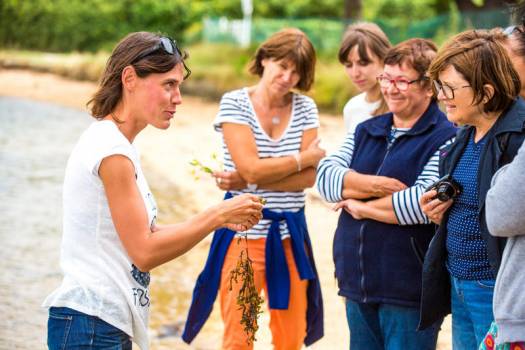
43, 32, 263, 350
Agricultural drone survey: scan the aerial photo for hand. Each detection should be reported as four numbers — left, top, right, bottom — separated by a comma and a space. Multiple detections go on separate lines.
420, 190, 453, 225
213, 170, 247, 191
218, 193, 263, 231
333, 198, 367, 220
371, 176, 407, 197
301, 138, 326, 168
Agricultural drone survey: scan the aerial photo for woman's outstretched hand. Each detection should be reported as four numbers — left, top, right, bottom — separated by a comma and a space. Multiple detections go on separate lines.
218, 193, 264, 232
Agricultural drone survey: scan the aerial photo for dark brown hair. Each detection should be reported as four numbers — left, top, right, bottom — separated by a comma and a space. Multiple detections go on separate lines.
429, 29, 520, 114
338, 22, 391, 115
88, 32, 190, 120
384, 38, 438, 90
248, 28, 316, 91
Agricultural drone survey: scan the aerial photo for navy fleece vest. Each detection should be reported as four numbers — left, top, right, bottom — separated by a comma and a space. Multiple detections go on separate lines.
333, 101, 456, 307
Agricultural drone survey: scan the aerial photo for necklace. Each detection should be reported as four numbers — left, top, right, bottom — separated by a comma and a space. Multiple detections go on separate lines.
271, 116, 281, 125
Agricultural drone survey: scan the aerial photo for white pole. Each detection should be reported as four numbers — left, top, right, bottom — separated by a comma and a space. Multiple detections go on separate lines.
240, 0, 253, 47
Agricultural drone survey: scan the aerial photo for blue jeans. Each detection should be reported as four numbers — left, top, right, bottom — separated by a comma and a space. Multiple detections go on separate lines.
47, 307, 132, 350
450, 276, 495, 350
345, 299, 441, 350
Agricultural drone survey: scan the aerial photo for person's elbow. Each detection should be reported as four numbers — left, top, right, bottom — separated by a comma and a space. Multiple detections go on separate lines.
302, 168, 317, 188
486, 196, 518, 237
487, 216, 512, 237
130, 253, 154, 273
236, 162, 264, 184
240, 169, 261, 184
486, 211, 515, 237
127, 244, 161, 272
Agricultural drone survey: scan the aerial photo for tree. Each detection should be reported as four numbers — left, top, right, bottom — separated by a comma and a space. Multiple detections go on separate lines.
454, 0, 516, 11
344, 0, 363, 20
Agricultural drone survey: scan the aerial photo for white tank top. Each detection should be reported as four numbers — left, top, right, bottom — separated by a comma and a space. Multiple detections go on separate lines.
42, 120, 157, 350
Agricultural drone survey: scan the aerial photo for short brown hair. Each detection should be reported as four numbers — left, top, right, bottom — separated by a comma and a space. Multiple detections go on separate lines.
429, 29, 520, 114
88, 32, 190, 119
249, 28, 316, 91
338, 22, 391, 65
384, 38, 438, 89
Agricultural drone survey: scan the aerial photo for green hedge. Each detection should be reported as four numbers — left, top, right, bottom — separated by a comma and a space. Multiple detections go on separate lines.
0, 0, 191, 52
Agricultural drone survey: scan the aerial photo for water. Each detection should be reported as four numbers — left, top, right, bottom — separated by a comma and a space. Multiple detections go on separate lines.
0, 96, 92, 349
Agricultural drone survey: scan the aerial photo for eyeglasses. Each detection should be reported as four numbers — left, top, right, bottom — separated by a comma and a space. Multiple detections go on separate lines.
377, 75, 428, 91
432, 80, 470, 100
503, 25, 524, 37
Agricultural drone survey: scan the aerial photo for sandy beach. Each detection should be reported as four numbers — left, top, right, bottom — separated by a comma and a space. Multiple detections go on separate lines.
0, 68, 451, 349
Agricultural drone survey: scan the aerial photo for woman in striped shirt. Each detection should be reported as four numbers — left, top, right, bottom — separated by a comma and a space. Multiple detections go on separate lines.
183, 28, 325, 349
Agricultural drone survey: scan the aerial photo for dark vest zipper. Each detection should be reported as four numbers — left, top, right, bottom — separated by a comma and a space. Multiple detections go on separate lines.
358, 135, 399, 303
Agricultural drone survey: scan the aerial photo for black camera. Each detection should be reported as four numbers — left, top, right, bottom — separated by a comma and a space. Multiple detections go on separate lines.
425, 174, 462, 202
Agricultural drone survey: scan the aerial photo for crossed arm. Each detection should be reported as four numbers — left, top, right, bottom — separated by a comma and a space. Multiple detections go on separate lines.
213, 123, 325, 192
316, 132, 453, 225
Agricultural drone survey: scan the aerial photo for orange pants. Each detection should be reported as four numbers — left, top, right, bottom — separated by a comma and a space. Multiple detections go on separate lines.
219, 238, 308, 350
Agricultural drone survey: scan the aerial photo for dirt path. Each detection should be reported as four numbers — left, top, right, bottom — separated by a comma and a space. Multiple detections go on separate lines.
0, 68, 451, 349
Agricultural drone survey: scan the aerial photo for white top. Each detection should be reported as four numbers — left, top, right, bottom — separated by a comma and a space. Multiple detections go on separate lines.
343, 92, 381, 133
214, 88, 319, 239
43, 121, 157, 350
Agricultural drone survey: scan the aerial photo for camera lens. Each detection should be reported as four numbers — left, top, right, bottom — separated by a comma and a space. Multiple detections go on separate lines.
436, 183, 455, 202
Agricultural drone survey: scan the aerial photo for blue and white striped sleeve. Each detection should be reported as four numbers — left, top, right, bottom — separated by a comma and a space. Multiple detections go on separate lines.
213, 91, 251, 132
300, 95, 320, 130
392, 138, 455, 225
315, 132, 355, 203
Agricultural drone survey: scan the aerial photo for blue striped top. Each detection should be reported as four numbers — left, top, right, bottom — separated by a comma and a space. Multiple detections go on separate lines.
214, 88, 320, 239
316, 128, 454, 225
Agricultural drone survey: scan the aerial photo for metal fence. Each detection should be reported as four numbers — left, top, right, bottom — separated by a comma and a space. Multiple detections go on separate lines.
202, 8, 512, 50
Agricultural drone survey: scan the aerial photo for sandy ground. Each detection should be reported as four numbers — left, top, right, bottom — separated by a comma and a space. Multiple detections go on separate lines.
0, 68, 452, 349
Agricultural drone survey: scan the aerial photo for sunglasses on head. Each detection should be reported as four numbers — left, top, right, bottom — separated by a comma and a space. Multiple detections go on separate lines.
503, 25, 524, 37
132, 36, 181, 63
132, 36, 191, 78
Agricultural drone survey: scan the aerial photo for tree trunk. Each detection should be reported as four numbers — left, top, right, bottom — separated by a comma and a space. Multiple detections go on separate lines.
343, 0, 362, 20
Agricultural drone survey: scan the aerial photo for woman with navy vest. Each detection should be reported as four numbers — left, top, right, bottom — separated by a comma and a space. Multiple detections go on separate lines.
419, 30, 525, 349
316, 38, 456, 349
182, 29, 326, 349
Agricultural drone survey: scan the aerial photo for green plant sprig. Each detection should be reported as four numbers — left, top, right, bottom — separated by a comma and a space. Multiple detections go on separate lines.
189, 159, 213, 174
189, 153, 223, 180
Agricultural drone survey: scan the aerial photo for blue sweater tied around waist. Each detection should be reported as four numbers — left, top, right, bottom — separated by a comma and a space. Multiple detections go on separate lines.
182, 193, 324, 346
